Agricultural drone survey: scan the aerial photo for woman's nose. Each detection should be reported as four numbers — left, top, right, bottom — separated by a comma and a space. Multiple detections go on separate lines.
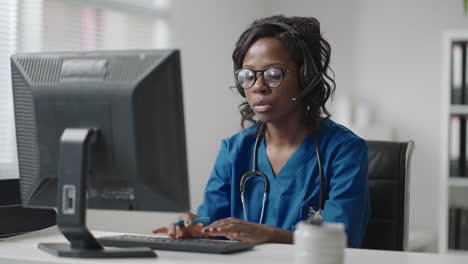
250, 73, 269, 94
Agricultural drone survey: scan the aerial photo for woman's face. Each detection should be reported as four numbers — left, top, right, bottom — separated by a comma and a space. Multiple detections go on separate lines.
242, 37, 303, 125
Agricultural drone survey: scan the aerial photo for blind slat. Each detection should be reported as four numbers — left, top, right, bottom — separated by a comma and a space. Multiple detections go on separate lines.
0, 0, 18, 179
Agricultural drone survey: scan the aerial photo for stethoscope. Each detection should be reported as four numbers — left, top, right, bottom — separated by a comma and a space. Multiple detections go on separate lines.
239, 131, 325, 224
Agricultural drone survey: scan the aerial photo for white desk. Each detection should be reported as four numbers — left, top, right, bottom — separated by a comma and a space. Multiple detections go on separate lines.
0, 227, 467, 264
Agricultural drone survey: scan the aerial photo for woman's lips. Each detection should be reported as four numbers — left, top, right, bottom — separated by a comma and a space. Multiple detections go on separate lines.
253, 103, 272, 112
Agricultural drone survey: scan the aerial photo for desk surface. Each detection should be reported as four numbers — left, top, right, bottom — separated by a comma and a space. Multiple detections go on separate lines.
0, 227, 467, 264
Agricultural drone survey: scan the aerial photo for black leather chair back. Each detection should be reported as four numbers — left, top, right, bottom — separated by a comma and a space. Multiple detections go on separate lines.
361, 140, 414, 251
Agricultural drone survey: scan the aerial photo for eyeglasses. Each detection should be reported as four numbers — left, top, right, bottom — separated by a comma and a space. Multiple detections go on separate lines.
235, 67, 290, 89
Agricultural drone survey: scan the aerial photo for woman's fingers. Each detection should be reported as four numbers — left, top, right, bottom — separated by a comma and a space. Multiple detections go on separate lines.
203, 217, 239, 231
175, 225, 186, 238
155, 215, 249, 240
200, 217, 271, 244
202, 221, 241, 236
175, 224, 196, 239
175, 220, 205, 239
157, 216, 272, 244
152, 227, 168, 234
153, 212, 207, 239
177, 212, 204, 238
181, 212, 199, 227
168, 223, 177, 237
189, 223, 206, 237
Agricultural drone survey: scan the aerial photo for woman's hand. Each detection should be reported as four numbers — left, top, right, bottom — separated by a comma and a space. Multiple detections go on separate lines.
152, 212, 206, 239
201, 217, 291, 244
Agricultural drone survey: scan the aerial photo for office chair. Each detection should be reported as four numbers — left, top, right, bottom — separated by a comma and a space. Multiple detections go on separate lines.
361, 140, 415, 251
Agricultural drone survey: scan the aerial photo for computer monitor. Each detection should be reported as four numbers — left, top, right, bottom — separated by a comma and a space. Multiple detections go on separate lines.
10, 50, 190, 258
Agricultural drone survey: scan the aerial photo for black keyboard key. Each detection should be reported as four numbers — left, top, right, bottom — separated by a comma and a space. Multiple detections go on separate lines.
98, 235, 255, 254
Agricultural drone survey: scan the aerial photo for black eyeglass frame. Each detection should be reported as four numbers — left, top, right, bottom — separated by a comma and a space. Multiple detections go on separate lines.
234, 67, 291, 89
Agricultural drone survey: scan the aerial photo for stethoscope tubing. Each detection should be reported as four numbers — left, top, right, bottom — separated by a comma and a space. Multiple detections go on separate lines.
240, 131, 324, 224
240, 135, 269, 223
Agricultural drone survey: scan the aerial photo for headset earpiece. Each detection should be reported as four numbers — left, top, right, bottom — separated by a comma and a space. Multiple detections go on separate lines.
296, 36, 321, 95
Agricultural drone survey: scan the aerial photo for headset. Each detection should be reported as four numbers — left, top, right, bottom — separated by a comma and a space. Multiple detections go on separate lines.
235, 22, 324, 102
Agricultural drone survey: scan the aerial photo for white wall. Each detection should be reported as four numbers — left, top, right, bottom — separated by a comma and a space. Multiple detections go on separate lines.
267, 0, 468, 247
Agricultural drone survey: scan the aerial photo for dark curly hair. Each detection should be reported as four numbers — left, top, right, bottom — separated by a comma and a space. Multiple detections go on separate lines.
232, 15, 335, 132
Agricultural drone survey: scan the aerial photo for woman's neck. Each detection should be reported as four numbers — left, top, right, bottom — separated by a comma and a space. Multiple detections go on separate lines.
263, 114, 309, 149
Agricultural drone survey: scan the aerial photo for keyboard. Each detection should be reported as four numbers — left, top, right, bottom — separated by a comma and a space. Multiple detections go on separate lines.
98, 235, 255, 254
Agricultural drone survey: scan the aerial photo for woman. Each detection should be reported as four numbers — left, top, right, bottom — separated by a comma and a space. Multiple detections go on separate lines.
154, 15, 370, 248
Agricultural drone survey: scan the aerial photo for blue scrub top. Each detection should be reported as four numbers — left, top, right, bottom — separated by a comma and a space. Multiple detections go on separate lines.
197, 118, 370, 247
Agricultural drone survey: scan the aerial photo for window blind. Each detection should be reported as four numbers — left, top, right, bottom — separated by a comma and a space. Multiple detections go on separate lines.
0, 0, 170, 179
0, 0, 18, 179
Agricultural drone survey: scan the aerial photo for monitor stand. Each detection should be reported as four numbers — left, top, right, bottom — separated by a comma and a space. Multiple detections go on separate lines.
38, 128, 156, 258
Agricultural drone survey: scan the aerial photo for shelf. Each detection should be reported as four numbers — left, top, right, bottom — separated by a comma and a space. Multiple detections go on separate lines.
449, 177, 468, 187
450, 105, 468, 115
408, 229, 436, 252
448, 249, 468, 256
439, 33, 468, 253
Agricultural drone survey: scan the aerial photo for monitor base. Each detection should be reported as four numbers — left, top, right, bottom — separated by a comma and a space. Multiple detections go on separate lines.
43, 129, 154, 259
38, 243, 156, 258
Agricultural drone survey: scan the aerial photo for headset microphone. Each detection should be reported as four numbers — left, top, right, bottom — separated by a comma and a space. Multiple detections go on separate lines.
291, 73, 323, 102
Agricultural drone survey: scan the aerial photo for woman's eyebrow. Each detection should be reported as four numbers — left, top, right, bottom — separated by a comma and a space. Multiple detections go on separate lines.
241, 63, 288, 69
267, 63, 287, 68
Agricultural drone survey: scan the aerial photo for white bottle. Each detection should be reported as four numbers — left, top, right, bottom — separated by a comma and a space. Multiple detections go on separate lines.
293, 221, 346, 264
